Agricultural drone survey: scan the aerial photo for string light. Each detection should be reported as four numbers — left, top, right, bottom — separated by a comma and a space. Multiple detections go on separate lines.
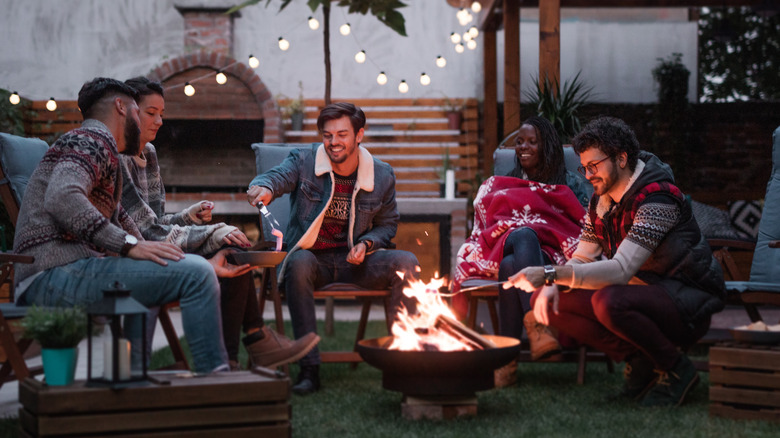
420, 73, 431, 86
184, 82, 195, 96
449, 32, 461, 44
398, 80, 409, 94
278, 37, 290, 51
215, 71, 227, 85
339, 23, 351, 36
455, 43, 465, 53
471, 1, 482, 13
46, 97, 57, 111
308, 16, 320, 30
463, 32, 473, 42
436, 55, 447, 68
456, 8, 473, 26
354, 50, 366, 64
467, 39, 477, 50
468, 26, 479, 39
376, 71, 388, 85
248, 54, 260, 69
9, 92, 20, 105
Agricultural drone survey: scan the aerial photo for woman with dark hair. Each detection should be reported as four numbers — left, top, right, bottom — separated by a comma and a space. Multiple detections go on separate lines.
122, 76, 319, 370
453, 116, 590, 361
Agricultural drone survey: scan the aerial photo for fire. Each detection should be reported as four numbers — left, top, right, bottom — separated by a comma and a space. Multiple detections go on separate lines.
388, 273, 478, 352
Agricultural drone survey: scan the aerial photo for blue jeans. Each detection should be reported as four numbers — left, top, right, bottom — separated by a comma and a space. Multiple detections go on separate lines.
21, 254, 228, 374
283, 248, 419, 367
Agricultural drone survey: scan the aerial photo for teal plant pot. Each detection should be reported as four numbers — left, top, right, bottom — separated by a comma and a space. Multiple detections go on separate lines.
290, 112, 304, 131
41, 347, 78, 386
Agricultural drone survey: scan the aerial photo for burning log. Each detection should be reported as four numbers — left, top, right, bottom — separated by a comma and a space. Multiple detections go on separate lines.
433, 315, 497, 351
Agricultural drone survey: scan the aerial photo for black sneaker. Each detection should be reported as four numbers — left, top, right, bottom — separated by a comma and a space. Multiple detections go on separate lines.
609, 353, 656, 401
292, 364, 320, 395
640, 355, 699, 407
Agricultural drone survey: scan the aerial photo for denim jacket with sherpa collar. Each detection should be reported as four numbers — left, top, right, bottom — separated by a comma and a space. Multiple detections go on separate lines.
249, 143, 400, 279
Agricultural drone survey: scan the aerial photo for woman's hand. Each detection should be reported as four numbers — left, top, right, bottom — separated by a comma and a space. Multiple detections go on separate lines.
533, 285, 559, 326
208, 248, 255, 278
127, 241, 185, 266
222, 228, 252, 248
186, 201, 215, 223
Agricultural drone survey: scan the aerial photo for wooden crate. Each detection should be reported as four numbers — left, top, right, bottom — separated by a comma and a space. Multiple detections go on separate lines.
709, 343, 780, 422
19, 370, 291, 437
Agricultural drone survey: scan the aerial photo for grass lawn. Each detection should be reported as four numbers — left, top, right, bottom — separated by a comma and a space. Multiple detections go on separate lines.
4, 320, 777, 437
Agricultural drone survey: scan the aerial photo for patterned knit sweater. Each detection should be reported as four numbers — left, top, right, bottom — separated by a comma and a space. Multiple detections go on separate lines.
13, 120, 141, 286
120, 143, 233, 255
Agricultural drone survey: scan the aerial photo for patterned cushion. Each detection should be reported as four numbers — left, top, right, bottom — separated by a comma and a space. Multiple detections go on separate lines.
691, 200, 744, 241
728, 200, 763, 240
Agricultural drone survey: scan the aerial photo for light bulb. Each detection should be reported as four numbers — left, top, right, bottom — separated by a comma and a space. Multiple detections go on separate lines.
46, 97, 56, 111
458, 10, 473, 26
455, 43, 465, 54
248, 54, 260, 68
398, 80, 409, 94
456, 8, 468, 22
420, 73, 431, 86
376, 72, 388, 85
215, 71, 227, 85
450, 32, 461, 44
339, 23, 351, 36
436, 55, 447, 68
278, 37, 290, 51
468, 26, 479, 38
471, 1, 482, 13
308, 16, 320, 30
463, 32, 473, 42
9, 92, 20, 105
467, 39, 477, 50
354, 50, 366, 64
184, 82, 195, 96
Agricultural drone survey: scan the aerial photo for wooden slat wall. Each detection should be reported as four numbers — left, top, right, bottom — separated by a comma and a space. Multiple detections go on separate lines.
23, 101, 82, 141
280, 98, 481, 198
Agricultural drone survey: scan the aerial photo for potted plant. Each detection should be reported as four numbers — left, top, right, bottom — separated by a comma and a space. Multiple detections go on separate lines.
441, 97, 464, 130
278, 81, 305, 131
21, 305, 87, 386
523, 71, 593, 144
436, 147, 453, 198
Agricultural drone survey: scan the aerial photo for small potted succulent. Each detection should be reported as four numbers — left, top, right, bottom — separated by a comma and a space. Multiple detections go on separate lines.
441, 96, 464, 130
21, 305, 87, 386
278, 81, 305, 131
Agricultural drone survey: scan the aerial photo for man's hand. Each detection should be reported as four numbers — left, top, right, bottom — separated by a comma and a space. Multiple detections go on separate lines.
346, 241, 368, 265
222, 228, 252, 248
505, 266, 545, 292
247, 185, 272, 207
208, 248, 255, 278
533, 285, 559, 326
127, 241, 185, 266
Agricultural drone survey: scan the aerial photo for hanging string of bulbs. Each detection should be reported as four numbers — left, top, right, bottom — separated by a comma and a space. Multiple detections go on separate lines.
5, 1, 483, 108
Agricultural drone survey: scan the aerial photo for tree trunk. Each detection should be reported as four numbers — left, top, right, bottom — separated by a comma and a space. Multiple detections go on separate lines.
323, 2, 332, 105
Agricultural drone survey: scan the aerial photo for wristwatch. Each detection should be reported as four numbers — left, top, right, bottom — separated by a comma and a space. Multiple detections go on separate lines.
543, 264, 557, 286
120, 234, 138, 256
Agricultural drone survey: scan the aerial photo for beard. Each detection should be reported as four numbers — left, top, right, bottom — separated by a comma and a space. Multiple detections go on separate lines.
122, 116, 141, 156
590, 163, 620, 196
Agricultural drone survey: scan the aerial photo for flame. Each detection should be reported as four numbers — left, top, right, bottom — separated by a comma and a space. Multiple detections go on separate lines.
388, 274, 475, 352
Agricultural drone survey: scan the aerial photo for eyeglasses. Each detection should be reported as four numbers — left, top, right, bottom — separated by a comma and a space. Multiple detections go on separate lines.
577, 156, 611, 176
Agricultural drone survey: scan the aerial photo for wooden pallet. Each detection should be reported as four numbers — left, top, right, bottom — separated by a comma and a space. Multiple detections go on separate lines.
709, 342, 780, 422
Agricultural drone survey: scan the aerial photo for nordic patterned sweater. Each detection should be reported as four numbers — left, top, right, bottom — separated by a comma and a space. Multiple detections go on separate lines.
13, 119, 141, 286
120, 143, 233, 255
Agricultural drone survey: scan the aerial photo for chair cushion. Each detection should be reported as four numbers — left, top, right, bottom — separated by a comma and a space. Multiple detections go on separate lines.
0, 302, 28, 319
690, 200, 746, 241
728, 200, 762, 240
0, 133, 49, 204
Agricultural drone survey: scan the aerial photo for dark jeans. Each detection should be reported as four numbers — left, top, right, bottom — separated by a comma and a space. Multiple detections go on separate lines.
497, 228, 550, 339
533, 283, 711, 370
219, 272, 264, 362
283, 248, 420, 367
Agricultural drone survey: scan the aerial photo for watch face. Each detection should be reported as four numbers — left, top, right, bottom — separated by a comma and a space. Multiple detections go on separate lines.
125, 234, 138, 245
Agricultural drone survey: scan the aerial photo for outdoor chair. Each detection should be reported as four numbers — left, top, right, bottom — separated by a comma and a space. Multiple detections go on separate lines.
0, 133, 187, 381
459, 143, 613, 384
251, 143, 394, 364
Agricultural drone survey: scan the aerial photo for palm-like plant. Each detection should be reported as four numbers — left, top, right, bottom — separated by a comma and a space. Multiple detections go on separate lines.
524, 72, 593, 144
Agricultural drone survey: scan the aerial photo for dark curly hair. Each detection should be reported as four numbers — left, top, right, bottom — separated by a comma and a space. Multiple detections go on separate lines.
572, 116, 640, 172
77, 77, 138, 119
124, 76, 164, 99
317, 102, 366, 134
509, 116, 566, 185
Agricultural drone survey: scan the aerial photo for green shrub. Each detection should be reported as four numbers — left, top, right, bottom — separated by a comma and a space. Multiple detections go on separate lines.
21, 306, 87, 349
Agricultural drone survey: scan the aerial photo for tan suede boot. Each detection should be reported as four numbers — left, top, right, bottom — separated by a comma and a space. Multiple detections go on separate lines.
244, 326, 320, 369
523, 312, 562, 361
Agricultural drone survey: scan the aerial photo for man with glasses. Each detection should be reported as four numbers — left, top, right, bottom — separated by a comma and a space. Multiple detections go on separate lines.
504, 116, 725, 407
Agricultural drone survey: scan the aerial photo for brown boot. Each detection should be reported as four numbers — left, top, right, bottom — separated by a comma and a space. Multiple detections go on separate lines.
523, 312, 562, 361
244, 326, 320, 369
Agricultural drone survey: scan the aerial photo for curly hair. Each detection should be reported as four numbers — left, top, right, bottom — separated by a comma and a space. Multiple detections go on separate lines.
510, 116, 566, 185
124, 76, 164, 99
316, 102, 366, 134
572, 116, 640, 171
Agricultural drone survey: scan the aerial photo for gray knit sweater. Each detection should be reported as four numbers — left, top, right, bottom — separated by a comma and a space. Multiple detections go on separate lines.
13, 120, 141, 286
120, 143, 233, 255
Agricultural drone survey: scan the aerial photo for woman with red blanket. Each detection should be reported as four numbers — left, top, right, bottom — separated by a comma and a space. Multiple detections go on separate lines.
453, 116, 591, 360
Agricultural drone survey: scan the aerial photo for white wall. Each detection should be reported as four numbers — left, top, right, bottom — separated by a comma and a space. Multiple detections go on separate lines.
0, 1, 697, 104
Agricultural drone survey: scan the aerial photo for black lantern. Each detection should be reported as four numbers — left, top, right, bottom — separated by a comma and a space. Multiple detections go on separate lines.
86, 282, 149, 388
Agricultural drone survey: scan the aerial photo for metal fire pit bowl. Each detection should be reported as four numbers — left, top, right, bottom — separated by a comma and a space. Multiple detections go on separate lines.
227, 250, 286, 267
357, 335, 521, 397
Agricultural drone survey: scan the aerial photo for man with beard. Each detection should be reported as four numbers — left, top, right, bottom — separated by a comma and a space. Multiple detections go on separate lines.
504, 117, 725, 407
13, 77, 231, 374
247, 102, 420, 394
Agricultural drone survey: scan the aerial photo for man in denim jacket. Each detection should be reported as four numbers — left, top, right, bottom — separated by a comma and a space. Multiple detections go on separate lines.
247, 102, 420, 394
